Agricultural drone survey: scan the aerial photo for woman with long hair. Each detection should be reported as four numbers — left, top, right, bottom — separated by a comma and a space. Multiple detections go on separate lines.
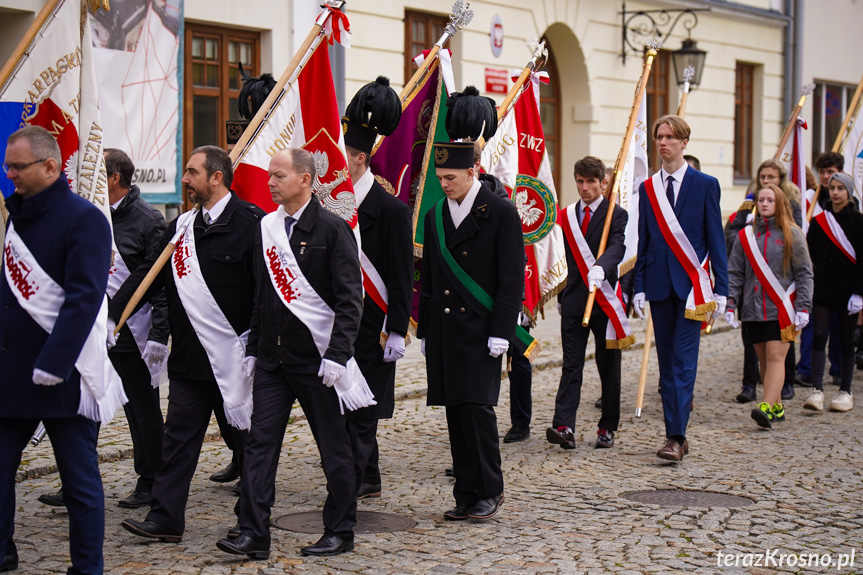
726, 184, 813, 427
803, 172, 863, 412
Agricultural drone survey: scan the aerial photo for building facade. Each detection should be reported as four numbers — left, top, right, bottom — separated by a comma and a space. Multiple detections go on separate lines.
1, 0, 861, 210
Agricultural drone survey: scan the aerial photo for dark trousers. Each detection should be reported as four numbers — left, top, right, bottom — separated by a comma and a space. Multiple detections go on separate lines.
506, 329, 532, 427
811, 305, 857, 392
554, 314, 621, 432
214, 400, 244, 471
110, 351, 164, 493
445, 404, 503, 506
651, 296, 702, 440
346, 418, 380, 487
238, 366, 356, 544
0, 417, 103, 575
147, 378, 246, 533
740, 323, 760, 386
798, 315, 842, 377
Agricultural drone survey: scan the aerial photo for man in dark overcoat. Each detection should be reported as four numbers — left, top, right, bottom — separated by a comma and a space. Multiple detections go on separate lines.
341, 77, 413, 499
1, 125, 115, 574
417, 139, 525, 522
112, 145, 265, 542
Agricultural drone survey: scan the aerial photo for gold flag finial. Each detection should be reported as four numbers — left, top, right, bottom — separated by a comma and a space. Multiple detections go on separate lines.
87, 0, 110, 14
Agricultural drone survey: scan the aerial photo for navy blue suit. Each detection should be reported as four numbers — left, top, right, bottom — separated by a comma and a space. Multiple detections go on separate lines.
1, 176, 112, 575
633, 167, 728, 440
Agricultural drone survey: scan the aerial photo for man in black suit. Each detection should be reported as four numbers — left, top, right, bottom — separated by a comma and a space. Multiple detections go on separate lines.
418, 134, 525, 522
111, 145, 264, 543
216, 147, 364, 559
341, 77, 413, 501
547, 156, 628, 450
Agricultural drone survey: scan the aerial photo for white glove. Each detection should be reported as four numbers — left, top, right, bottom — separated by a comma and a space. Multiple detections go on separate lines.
141, 341, 168, 366
487, 336, 509, 358
33, 368, 63, 386
623, 292, 630, 306
243, 356, 257, 378
518, 312, 532, 328
106, 318, 117, 349
633, 292, 646, 319
318, 358, 345, 388
745, 212, 755, 224
848, 294, 863, 315
421, 338, 426, 356
587, 265, 605, 292
724, 310, 739, 328
795, 311, 810, 331
556, 302, 562, 315
383, 333, 406, 363
713, 294, 727, 318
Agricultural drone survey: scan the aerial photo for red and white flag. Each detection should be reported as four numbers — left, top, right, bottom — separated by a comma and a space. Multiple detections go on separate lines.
618, 92, 648, 277
0, 0, 109, 224
231, 17, 356, 229
481, 72, 567, 323
780, 116, 812, 232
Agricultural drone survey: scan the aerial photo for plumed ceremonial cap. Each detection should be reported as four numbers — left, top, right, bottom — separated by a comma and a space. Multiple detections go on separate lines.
342, 76, 402, 155
433, 141, 475, 170
237, 63, 277, 121
445, 85, 498, 142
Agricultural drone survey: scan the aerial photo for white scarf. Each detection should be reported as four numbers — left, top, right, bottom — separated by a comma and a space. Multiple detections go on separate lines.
261, 206, 375, 414
4, 223, 126, 423
171, 210, 253, 429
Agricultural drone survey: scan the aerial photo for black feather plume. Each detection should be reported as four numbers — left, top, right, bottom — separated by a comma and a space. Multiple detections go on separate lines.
345, 76, 401, 137
237, 63, 277, 121
445, 85, 498, 141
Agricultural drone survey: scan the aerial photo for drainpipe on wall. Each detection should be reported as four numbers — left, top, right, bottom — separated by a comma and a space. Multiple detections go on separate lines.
782, 0, 796, 120
793, 0, 803, 107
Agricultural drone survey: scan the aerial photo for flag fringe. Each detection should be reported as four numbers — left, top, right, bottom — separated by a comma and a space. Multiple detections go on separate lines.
606, 333, 636, 350
684, 301, 717, 322
523, 279, 567, 325
618, 256, 637, 277
522, 338, 542, 363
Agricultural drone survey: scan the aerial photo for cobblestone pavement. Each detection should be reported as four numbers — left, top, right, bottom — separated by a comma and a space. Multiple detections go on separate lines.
11, 310, 863, 574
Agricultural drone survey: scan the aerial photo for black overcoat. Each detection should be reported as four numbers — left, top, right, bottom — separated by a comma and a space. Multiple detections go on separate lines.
349, 180, 413, 420
417, 181, 524, 406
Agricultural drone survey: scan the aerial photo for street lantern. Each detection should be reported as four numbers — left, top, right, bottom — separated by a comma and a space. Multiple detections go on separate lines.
672, 39, 707, 89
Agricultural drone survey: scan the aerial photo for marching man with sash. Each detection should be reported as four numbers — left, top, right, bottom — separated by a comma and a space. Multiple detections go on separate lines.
1, 126, 124, 574
418, 88, 531, 522
549, 156, 633, 451
632, 115, 728, 462
217, 148, 370, 559
341, 77, 413, 501
113, 146, 265, 544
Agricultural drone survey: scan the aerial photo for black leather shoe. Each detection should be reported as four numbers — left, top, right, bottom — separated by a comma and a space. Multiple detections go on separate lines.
443, 502, 471, 521
357, 483, 381, 500
117, 491, 152, 509
546, 426, 575, 449
468, 495, 504, 520
594, 398, 602, 409
226, 524, 241, 540
781, 381, 795, 400
121, 519, 182, 543
595, 429, 614, 449
216, 534, 269, 559
503, 425, 529, 443
301, 534, 354, 556
0, 551, 18, 573
736, 385, 756, 403
210, 462, 240, 483
444, 467, 454, 477
37, 490, 64, 507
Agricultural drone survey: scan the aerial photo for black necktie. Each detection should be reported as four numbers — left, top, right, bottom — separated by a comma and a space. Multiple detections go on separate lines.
284, 216, 296, 240
666, 175, 675, 208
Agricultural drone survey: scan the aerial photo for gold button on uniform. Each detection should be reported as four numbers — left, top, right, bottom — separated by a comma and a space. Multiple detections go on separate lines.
444, 308, 451, 314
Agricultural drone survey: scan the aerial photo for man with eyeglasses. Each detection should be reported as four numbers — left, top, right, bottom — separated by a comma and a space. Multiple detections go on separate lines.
1, 125, 116, 574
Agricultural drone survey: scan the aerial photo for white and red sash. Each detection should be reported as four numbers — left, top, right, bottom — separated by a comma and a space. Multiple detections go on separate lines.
261, 207, 376, 414
4, 223, 126, 423
558, 203, 635, 349
739, 226, 799, 342
812, 203, 857, 263
644, 172, 717, 321
171, 210, 253, 429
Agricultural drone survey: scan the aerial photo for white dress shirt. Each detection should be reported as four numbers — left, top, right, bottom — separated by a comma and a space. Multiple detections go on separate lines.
660, 163, 689, 205
202, 192, 232, 224
352, 167, 374, 208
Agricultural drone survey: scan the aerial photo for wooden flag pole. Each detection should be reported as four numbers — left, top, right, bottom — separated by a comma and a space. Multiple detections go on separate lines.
582, 42, 660, 327
398, 1, 474, 105
0, 0, 61, 90
807, 74, 863, 223
495, 40, 548, 125
773, 83, 815, 162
